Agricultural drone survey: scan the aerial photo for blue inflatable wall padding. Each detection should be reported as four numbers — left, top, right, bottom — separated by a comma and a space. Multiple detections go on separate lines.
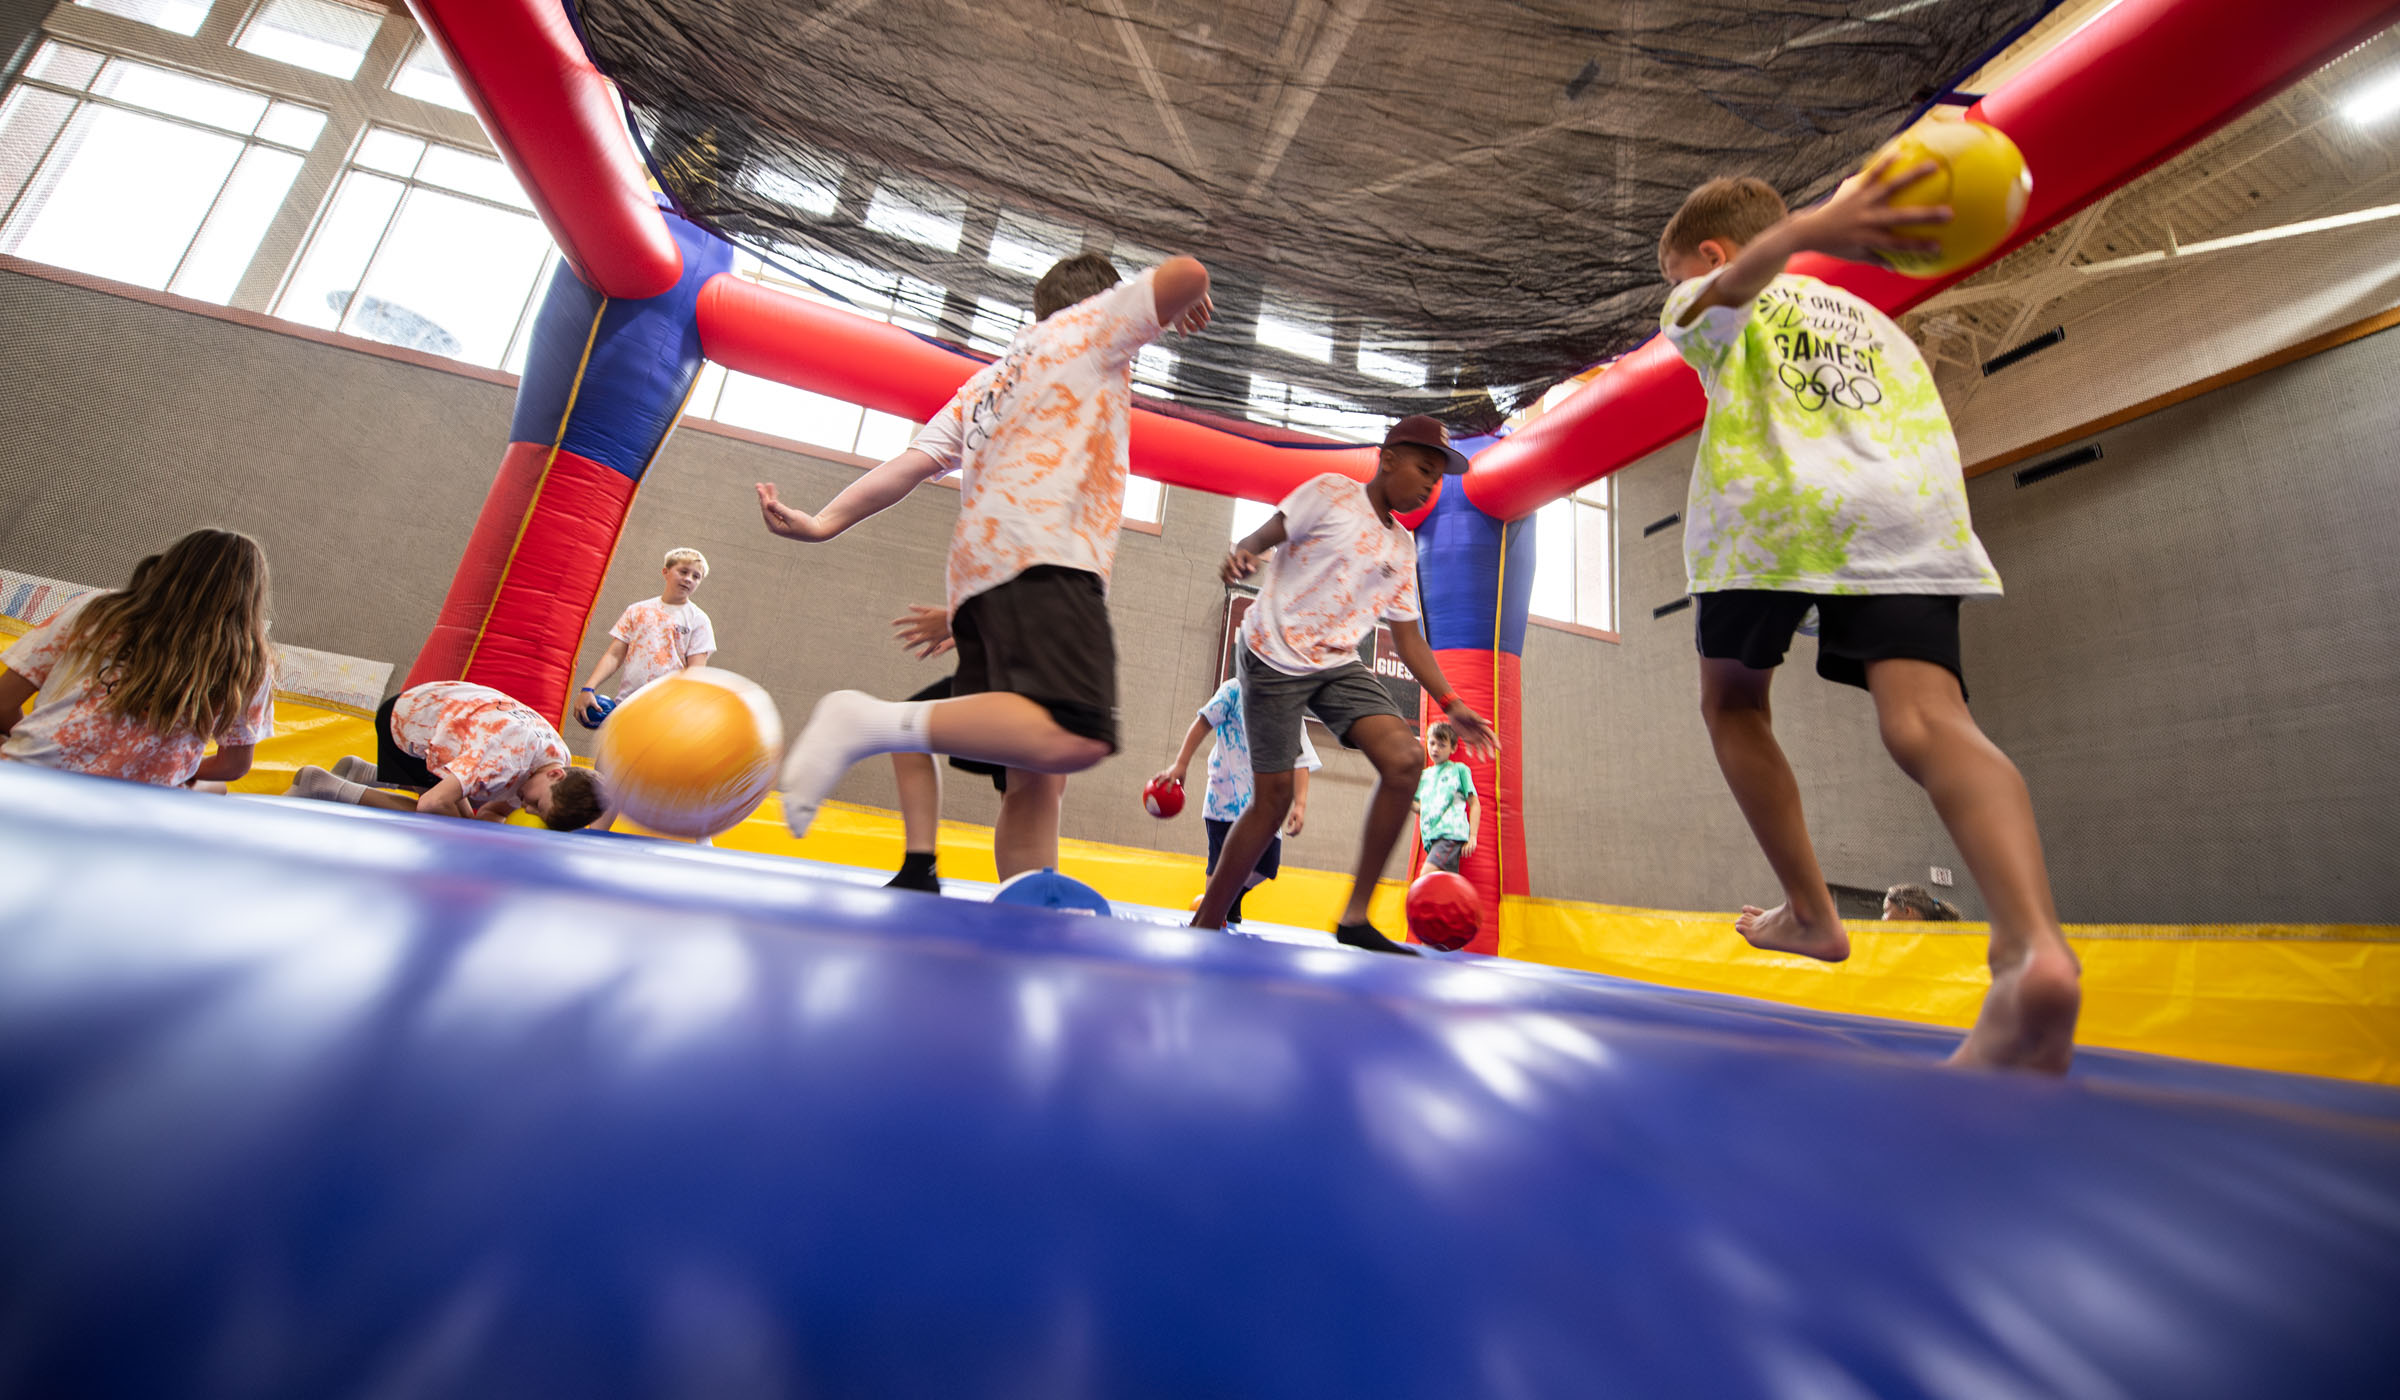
1, 763, 2396, 1398
1417, 468, 1534, 654
507, 209, 734, 479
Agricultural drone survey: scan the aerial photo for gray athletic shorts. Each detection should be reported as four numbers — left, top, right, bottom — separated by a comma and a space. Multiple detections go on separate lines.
1240, 648, 1405, 773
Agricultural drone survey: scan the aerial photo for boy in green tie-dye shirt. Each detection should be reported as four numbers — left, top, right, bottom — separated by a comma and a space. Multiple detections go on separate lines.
1656, 164, 2080, 1075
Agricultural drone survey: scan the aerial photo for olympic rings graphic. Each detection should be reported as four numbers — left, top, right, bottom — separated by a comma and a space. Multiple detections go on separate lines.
1777, 360, 1883, 412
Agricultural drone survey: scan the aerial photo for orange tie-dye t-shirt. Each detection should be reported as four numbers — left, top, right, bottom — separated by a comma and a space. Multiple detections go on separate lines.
1241, 473, 1422, 675
912, 269, 1163, 611
1, 598, 274, 786
389, 681, 571, 807
608, 597, 715, 697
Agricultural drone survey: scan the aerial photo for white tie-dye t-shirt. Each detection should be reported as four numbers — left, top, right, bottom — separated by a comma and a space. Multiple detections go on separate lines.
912, 270, 1164, 611
608, 597, 714, 696
389, 681, 570, 807
1242, 473, 1421, 676
0, 598, 274, 785
1661, 269, 2000, 597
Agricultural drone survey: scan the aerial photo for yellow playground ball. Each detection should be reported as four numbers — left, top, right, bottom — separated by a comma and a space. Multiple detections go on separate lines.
596, 668, 784, 839
1866, 115, 2031, 278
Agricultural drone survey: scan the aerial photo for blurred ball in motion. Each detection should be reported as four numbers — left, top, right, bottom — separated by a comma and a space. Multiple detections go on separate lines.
1407, 870, 1481, 952
596, 669, 782, 838
1868, 116, 2030, 277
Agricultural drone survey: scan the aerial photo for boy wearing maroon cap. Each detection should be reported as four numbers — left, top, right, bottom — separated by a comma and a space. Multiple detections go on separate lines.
1200, 416, 1499, 954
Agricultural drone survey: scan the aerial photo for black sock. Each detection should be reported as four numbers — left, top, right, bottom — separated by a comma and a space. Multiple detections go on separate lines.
1226, 890, 1247, 924
1334, 920, 1419, 957
886, 851, 940, 893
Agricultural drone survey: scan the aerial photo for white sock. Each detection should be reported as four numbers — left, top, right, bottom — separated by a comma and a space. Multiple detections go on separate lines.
332, 754, 377, 783
777, 692, 933, 837
291, 765, 368, 804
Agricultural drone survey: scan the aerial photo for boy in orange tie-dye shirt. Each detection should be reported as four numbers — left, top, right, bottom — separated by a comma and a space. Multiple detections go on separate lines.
289, 680, 606, 830
756, 252, 1212, 878
576, 547, 715, 727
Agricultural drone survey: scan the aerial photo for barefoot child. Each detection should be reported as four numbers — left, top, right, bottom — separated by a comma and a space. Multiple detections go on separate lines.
1658, 168, 2080, 1071
577, 548, 715, 727
0, 529, 275, 790
1152, 676, 1320, 928
1199, 416, 1499, 955
758, 251, 1212, 879
290, 680, 606, 830
1412, 722, 1478, 874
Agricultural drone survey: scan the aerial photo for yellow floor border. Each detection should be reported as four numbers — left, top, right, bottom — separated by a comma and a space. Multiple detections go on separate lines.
226, 701, 2400, 1087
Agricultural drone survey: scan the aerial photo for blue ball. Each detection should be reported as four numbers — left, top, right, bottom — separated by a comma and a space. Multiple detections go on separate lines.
990, 868, 1111, 917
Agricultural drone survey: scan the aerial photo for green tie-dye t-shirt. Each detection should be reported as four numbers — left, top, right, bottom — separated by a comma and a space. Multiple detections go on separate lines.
1660, 270, 2000, 597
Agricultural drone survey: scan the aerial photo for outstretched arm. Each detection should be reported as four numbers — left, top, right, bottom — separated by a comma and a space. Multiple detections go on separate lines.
757, 447, 948, 543
1152, 256, 1213, 336
1678, 155, 1945, 324
1386, 620, 1499, 758
1221, 512, 1289, 584
1153, 714, 1211, 790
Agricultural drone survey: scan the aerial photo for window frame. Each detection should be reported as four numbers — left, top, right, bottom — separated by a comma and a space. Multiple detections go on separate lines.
1526, 475, 1620, 642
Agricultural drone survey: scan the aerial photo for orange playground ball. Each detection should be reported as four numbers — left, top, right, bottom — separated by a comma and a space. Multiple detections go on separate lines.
1867, 115, 2031, 278
596, 668, 783, 839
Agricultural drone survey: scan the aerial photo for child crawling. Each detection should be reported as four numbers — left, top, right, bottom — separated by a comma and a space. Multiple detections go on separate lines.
290, 680, 605, 830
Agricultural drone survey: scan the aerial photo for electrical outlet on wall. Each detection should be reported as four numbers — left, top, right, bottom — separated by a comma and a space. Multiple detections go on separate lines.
1929, 867, 1954, 887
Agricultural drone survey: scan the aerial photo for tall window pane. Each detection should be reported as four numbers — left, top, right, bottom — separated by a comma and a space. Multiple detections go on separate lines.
1, 105, 242, 288
74, 1, 210, 37
390, 39, 474, 114
338, 187, 552, 361
276, 172, 404, 330
171, 145, 305, 303
236, 0, 383, 80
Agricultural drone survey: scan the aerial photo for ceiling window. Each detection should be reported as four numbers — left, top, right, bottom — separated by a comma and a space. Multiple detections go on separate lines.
1256, 305, 1332, 362
863, 178, 964, 252
73, 0, 209, 36
236, 0, 383, 81
389, 37, 474, 114
987, 210, 1073, 278
0, 44, 321, 303
274, 126, 553, 367
1528, 479, 1616, 633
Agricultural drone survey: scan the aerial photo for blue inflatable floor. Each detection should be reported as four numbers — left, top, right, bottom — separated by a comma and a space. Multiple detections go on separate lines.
3, 764, 2395, 1398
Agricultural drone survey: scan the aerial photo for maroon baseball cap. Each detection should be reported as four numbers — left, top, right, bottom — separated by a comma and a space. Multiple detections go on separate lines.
1383, 414, 1471, 474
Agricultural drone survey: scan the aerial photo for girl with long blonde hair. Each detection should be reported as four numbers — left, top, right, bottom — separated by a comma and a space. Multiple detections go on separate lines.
0, 529, 277, 788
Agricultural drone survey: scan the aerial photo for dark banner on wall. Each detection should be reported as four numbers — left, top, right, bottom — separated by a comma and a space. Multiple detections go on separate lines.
1219, 592, 1423, 735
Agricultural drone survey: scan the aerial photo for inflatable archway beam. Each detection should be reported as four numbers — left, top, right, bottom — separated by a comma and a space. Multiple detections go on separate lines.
1460, 0, 2400, 521
402, 0, 679, 299
694, 275, 1382, 502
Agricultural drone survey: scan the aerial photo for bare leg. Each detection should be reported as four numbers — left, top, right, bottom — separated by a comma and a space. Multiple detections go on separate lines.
994, 769, 1065, 880
1193, 771, 1294, 929
893, 752, 942, 853
1698, 658, 1850, 962
353, 788, 419, 813
925, 694, 1111, 774
1867, 660, 2080, 1074
1339, 714, 1424, 927
780, 689, 1107, 838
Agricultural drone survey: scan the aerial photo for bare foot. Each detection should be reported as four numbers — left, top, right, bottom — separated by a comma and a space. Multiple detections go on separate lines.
1947, 940, 2081, 1075
1735, 902, 1850, 962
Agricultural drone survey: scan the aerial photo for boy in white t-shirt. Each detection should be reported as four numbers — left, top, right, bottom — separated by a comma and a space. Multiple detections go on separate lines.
757, 252, 1212, 878
1151, 676, 1322, 927
1202, 416, 1498, 954
1658, 167, 2078, 1072
576, 548, 716, 727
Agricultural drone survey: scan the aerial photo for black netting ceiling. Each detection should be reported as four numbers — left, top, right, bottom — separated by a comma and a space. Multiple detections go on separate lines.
572, 1, 2055, 435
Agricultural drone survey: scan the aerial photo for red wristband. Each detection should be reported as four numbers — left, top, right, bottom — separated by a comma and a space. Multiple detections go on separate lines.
1428, 691, 1456, 711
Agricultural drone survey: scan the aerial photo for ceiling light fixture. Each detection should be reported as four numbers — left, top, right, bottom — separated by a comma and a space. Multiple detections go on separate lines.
2342, 68, 2400, 126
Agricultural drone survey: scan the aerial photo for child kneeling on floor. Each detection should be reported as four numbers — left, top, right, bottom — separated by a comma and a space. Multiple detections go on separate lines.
290, 680, 605, 830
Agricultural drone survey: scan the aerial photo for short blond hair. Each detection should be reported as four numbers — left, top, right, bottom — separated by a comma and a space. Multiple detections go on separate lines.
664, 547, 709, 575
1659, 177, 1789, 276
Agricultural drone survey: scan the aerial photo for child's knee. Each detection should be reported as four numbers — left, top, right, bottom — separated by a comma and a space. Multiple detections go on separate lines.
1374, 742, 1423, 787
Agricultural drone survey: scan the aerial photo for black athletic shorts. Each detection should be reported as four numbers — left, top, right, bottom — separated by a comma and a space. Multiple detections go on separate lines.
1205, 815, 1283, 887
904, 674, 1008, 792
373, 691, 439, 790
950, 565, 1119, 752
1695, 591, 1968, 696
